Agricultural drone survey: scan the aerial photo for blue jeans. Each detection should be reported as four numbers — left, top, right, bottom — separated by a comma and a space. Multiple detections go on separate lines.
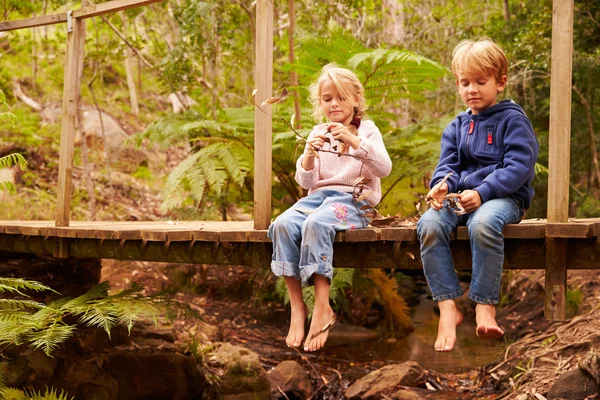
267, 190, 369, 287
416, 197, 524, 304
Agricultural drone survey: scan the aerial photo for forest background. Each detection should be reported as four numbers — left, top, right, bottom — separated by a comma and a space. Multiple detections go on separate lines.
0, 0, 599, 224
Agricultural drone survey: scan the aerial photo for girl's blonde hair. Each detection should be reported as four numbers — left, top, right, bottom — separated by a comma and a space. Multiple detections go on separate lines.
452, 38, 508, 82
307, 64, 366, 133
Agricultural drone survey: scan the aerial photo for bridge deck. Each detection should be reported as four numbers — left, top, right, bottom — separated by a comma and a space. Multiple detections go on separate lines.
0, 219, 598, 270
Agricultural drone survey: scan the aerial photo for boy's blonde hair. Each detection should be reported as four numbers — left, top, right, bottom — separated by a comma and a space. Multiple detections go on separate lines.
308, 64, 366, 122
452, 38, 508, 82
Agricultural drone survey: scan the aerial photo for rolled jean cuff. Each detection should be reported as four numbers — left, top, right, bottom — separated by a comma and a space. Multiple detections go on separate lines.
469, 292, 498, 305
300, 262, 333, 287
271, 261, 300, 280
431, 289, 464, 302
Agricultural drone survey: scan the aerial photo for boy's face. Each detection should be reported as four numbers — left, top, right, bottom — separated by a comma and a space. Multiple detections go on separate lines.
456, 72, 507, 115
320, 79, 356, 125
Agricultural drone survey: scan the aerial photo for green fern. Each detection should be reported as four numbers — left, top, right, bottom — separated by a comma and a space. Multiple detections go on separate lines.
0, 279, 202, 356
0, 387, 74, 400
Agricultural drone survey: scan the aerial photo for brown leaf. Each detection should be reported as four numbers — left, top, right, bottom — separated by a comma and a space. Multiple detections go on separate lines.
356, 189, 374, 203
363, 211, 378, 219
353, 176, 365, 186
260, 88, 288, 106
359, 204, 372, 211
369, 216, 400, 227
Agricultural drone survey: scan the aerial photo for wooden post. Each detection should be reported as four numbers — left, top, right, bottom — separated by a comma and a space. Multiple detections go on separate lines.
253, 0, 273, 230
55, 12, 84, 227
545, 0, 573, 320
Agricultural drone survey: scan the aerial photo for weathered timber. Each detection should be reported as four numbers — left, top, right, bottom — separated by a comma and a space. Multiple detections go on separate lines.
1, 232, 599, 271
0, 13, 67, 31
545, 0, 574, 321
253, 0, 274, 230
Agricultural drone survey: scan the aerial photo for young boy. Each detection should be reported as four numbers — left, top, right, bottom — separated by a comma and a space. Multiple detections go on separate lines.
417, 38, 539, 352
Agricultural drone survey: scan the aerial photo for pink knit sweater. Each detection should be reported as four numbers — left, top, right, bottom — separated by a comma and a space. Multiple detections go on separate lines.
295, 120, 392, 206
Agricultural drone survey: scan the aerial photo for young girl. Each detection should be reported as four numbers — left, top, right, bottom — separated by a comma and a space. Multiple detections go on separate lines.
267, 64, 392, 352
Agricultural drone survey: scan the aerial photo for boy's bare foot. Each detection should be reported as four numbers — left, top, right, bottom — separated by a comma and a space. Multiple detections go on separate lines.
435, 300, 464, 352
304, 305, 335, 352
475, 304, 504, 339
286, 303, 308, 348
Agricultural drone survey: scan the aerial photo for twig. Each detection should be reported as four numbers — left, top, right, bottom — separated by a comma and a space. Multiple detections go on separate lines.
277, 386, 291, 400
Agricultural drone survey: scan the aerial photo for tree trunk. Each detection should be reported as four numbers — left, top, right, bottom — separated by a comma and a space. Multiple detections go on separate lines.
121, 13, 139, 117
503, 0, 510, 21
574, 85, 600, 187
382, 0, 405, 46
288, 0, 301, 129
31, 0, 37, 91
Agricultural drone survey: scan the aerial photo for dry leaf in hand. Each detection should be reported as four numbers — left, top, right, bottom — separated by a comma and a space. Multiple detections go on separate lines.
356, 189, 374, 203
261, 88, 288, 106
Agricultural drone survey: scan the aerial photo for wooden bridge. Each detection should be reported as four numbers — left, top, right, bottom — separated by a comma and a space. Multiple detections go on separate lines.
0, 0, 588, 320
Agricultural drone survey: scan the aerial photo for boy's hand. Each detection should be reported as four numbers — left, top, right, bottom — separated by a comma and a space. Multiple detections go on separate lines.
425, 182, 448, 210
456, 190, 482, 213
327, 122, 360, 150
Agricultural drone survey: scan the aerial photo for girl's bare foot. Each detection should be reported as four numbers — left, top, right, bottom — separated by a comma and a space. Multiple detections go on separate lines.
286, 303, 308, 348
304, 305, 335, 352
475, 304, 504, 339
435, 300, 464, 352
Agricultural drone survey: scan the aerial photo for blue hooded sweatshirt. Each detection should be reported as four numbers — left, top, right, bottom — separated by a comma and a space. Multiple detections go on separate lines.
430, 100, 539, 209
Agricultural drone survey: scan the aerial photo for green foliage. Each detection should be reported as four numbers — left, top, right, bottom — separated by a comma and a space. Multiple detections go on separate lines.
566, 287, 583, 319
0, 153, 27, 194
274, 268, 356, 319
0, 387, 73, 400
0, 279, 201, 357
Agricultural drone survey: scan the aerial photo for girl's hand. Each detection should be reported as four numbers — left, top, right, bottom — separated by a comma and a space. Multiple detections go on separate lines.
305, 133, 327, 155
425, 182, 448, 210
327, 122, 360, 150
456, 190, 482, 213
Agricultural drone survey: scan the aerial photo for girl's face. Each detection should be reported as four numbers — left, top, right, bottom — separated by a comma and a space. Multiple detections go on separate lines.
456, 72, 506, 115
319, 79, 356, 125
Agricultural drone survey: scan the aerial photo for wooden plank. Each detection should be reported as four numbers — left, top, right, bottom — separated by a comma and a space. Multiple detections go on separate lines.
220, 231, 249, 242
74, 0, 164, 19
0, 13, 67, 32
253, 0, 274, 230
546, 221, 594, 238
545, 0, 573, 321
344, 228, 381, 242
55, 16, 84, 227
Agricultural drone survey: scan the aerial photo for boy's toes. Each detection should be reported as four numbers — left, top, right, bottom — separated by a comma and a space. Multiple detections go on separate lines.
476, 325, 504, 339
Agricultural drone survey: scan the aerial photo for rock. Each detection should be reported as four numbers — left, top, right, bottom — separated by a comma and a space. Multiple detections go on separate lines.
23, 349, 57, 380
548, 365, 600, 399
268, 360, 312, 400
106, 351, 204, 400
327, 322, 378, 347
210, 343, 270, 400
0, 352, 30, 387
64, 360, 120, 400
345, 361, 426, 400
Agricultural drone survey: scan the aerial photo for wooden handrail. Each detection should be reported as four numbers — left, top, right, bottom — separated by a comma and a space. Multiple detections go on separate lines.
0, 0, 163, 32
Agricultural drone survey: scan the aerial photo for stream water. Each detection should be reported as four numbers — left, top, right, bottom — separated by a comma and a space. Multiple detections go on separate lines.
326, 294, 506, 373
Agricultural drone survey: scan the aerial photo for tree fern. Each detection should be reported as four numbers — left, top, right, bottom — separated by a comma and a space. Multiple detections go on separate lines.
0, 279, 202, 356
0, 387, 74, 400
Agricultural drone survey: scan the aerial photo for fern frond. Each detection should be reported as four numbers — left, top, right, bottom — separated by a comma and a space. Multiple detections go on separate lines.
0, 154, 27, 171
0, 278, 54, 296
27, 323, 77, 356
77, 304, 118, 337
364, 269, 411, 329
0, 299, 46, 311
0, 387, 28, 400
